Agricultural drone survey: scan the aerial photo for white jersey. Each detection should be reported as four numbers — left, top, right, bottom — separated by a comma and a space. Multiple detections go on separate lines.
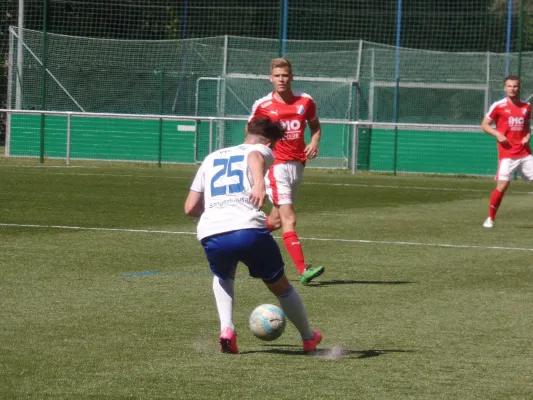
190, 143, 274, 240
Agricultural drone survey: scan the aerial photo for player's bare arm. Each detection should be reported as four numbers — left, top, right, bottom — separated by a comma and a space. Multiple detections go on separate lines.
247, 150, 267, 208
184, 190, 204, 217
304, 118, 321, 159
481, 116, 508, 144
522, 125, 531, 144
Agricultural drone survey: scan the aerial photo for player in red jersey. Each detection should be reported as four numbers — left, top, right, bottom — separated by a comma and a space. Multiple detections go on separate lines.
248, 58, 325, 285
481, 75, 532, 228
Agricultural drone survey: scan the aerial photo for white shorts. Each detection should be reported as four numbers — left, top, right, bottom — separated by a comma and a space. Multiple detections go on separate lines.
265, 161, 304, 205
496, 155, 533, 181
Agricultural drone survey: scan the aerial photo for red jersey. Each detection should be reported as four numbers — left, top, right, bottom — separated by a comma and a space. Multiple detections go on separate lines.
486, 98, 531, 159
249, 92, 317, 164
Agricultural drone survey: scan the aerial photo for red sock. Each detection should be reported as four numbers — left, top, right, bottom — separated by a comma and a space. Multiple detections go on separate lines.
488, 189, 504, 220
265, 216, 275, 232
282, 231, 306, 275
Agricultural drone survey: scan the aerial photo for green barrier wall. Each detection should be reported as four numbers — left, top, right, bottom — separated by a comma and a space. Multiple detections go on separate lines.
8, 116, 497, 175
10, 115, 196, 163
194, 120, 350, 168
358, 128, 497, 175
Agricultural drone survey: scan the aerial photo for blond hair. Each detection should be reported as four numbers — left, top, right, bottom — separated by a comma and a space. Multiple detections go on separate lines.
270, 58, 292, 74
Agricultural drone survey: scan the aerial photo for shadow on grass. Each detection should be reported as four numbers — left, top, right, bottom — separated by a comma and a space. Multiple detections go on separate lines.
296, 279, 414, 287
241, 346, 413, 359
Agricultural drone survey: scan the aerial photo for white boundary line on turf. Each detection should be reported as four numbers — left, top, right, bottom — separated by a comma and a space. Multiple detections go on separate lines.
2, 222, 533, 252
1, 171, 192, 179
4, 167, 533, 194
0, 223, 195, 235
5, 168, 533, 193
303, 182, 493, 193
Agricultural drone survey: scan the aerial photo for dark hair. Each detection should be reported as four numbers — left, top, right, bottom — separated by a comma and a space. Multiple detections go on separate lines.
246, 117, 286, 142
505, 75, 520, 83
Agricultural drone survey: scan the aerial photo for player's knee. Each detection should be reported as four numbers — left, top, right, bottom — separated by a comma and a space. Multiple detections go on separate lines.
281, 213, 297, 227
279, 205, 296, 222
265, 274, 292, 296
496, 181, 510, 192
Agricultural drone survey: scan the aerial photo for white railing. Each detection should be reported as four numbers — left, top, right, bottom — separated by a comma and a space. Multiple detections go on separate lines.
1, 109, 360, 171
1, 109, 483, 174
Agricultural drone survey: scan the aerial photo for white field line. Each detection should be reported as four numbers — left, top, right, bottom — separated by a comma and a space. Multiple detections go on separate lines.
4, 166, 533, 193
5, 168, 533, 193
303, 182, 492, 193
7, 171, 193, 179
0, 223, 195, 235
2, 222, 533, 252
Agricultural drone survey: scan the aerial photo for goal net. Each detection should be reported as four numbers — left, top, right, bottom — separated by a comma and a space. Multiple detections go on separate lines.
195, 73, 353, 168
6, 29, 533, 170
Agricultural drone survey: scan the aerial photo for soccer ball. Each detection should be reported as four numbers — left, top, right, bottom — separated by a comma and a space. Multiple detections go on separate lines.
249, 304, 286, 341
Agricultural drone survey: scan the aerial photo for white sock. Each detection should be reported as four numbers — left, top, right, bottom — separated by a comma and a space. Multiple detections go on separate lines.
277, 285, 313, 340
212, 276, 235, 332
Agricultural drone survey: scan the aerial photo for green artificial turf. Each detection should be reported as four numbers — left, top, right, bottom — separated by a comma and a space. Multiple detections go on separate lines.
1, 165, 532, 399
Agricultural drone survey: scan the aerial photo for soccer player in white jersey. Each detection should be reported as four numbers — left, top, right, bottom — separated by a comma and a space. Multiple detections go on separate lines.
184, 117, 322, 354
481, 75, 532, 228
248, 58, 325, 285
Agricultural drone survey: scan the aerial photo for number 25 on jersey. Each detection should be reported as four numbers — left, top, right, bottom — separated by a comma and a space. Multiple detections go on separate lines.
210, 155, 245, 196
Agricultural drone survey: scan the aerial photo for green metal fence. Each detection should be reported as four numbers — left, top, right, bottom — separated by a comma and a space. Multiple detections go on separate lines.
3, 110, 495, 176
